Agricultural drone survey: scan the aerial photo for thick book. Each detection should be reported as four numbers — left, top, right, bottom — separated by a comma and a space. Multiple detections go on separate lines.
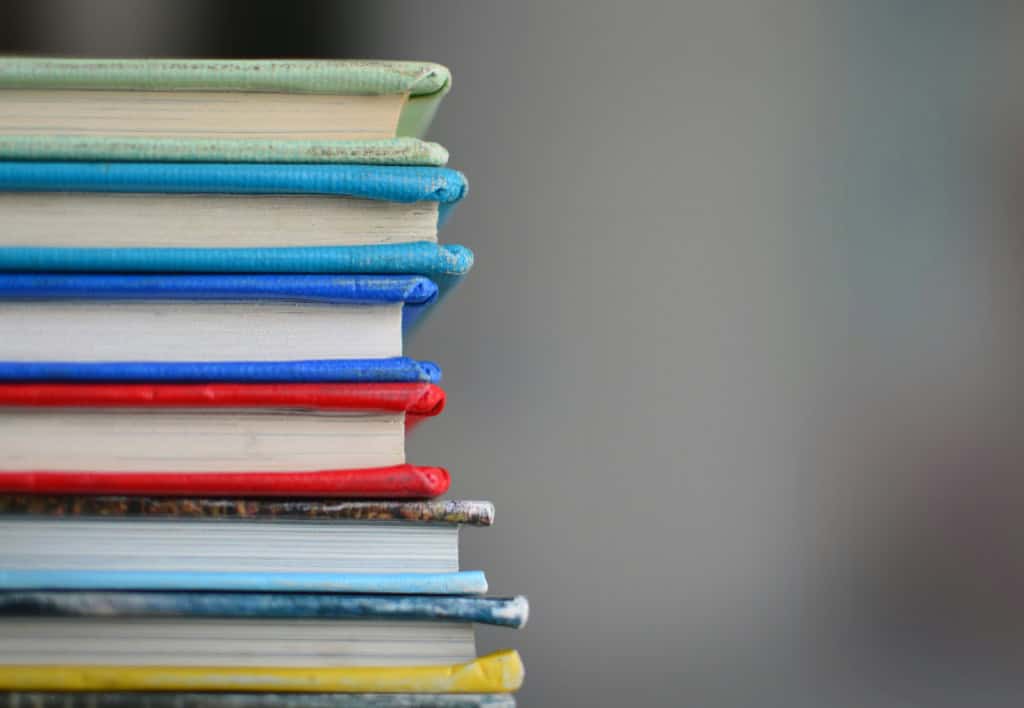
0, 694, 517, 708
0, 382, 444, 476
0, 274, 438, 365
0, 58, 452, 163
0, 161, 466, 248
0, 497, 490, 593
0, 650, 523, 693
0, 593, 526, 668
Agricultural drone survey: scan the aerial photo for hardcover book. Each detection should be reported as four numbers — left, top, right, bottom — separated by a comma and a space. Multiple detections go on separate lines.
0, 382, 444, 482
0, 501, 493, 594
0, 162, 473, 298
0, 58, 452, 163
0, 273, 439, 367
0, 161, 467, 242
0, 593, 526, 669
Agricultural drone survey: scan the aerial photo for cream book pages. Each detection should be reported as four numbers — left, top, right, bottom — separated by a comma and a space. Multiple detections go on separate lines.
0, 193, 439, 247
0, 409, 406, 472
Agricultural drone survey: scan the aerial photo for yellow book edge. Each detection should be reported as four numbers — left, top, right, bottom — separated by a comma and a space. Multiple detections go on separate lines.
0, 650, 523, 694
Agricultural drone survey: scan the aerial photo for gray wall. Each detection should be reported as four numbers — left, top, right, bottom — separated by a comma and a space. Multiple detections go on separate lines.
4, 2, 1024, 705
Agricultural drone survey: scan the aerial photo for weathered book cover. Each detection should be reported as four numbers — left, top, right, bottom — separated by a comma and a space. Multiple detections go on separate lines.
0, 592, 527, 628
0, 57, 453, 160
0, 650, 523, 693
0, 498, 493, 524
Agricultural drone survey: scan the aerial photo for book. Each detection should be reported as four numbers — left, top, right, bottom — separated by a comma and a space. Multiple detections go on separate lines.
0, 274, 438, 364
0, 593, 527, 668
0, 382, 444, 475
0, 162, 467, 248
0, 650, 524, 692
0, 58, 452, 163
0, 496, 490, 594
0, 696, 517, 708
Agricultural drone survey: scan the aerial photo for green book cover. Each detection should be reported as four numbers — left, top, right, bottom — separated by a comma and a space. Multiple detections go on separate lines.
0, 58, 452, 164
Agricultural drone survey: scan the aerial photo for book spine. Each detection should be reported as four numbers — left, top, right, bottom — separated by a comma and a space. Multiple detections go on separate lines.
0, 465, 449, 499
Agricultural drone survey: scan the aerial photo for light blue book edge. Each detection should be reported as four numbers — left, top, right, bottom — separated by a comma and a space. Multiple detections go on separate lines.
0, 571, 488, 595
0, 243, 474, 304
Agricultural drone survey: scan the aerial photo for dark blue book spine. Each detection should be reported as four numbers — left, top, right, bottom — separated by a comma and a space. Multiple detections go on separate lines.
0, 359, 441, 384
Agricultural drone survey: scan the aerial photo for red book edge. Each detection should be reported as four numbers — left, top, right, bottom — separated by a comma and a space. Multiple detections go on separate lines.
0, 464, 450, 498
0, 382, 445, 431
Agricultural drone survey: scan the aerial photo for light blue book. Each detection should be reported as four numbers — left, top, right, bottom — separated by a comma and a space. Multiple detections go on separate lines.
0, 162, 473, 300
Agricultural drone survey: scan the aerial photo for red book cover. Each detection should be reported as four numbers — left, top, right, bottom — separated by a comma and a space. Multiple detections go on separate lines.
0, 382, 445, 429
0, 383, 448, 497
0, 464, 450, 498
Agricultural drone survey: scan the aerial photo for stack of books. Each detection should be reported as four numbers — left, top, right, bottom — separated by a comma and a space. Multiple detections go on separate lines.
0, 58, 525, 707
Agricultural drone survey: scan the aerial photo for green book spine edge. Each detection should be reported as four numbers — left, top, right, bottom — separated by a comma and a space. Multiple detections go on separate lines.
0, 136, 448, 165
0, 58, 450, 96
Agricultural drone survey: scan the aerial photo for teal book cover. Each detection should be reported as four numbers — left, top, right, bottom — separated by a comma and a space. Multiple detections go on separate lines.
0, 162, 473, 300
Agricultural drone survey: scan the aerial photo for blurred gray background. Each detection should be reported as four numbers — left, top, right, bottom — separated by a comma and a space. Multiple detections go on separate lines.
3, 1, 1024, 705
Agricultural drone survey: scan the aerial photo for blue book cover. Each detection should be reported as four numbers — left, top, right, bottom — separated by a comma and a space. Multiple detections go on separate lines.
0, 358, 441, 384
0, 592, 528, 629
0, 162, 467, 220
0, 275, 440, 380
0, 571, 488, 596
0, 162, 474, 301
0, 243, 474, 302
